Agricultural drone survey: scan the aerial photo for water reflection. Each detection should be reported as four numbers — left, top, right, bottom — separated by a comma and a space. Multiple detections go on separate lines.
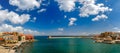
22, 37, 120, 53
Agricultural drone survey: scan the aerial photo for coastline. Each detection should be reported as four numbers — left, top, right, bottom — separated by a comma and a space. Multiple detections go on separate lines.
93, 32, 120, 44
0, 40, 35, 53
0, 32, 35, 53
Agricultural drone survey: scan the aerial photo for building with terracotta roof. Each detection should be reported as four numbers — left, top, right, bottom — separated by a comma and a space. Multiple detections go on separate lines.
18, 33, 26, 41
25, 34, 34, 41
0, 37, 4, 45
3, 35, 18, 44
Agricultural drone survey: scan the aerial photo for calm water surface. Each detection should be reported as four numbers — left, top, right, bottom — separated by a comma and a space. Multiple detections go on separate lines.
23, 36, 120, 53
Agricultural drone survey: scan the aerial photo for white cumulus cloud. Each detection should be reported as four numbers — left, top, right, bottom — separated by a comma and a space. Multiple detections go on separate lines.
78, 0, 112, 21
0, 9, 30, 24
37, 8, 46, 13
55, 0, 112, 21
69, 18, 77, 26
79, 0, 112, 17
9, 0, 41, 11
0, 24, 40, 35
55, 0, 76, 12
92, 14, 108, 21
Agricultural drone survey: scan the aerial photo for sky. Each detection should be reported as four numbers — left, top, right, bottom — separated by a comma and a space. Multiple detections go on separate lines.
0, 0, 119, 35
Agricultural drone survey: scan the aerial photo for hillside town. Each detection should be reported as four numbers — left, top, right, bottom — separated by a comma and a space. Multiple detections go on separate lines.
93, 32, 120, 44
0, 32, 34, 53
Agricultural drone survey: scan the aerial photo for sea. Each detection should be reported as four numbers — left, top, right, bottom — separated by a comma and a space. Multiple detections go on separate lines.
22, 36, 120, 53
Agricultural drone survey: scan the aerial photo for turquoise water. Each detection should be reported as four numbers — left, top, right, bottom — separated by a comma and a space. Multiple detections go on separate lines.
23, 36, 120, 53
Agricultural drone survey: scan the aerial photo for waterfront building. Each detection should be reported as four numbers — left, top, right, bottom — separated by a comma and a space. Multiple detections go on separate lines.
0, 32, 34, 44
19, 33, 26, 41
25, 34, 34, 41
0, 37, 4, 45
12, 32, 19, 36
3, 35, 18, 44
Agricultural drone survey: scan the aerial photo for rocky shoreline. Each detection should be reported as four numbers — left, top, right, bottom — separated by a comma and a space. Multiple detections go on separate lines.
0, 40, 34, 53
93, 32, 120, 44
95, 40, 120, 44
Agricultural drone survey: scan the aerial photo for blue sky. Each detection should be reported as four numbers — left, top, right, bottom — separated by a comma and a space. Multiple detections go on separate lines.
0, 0, 119, 35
